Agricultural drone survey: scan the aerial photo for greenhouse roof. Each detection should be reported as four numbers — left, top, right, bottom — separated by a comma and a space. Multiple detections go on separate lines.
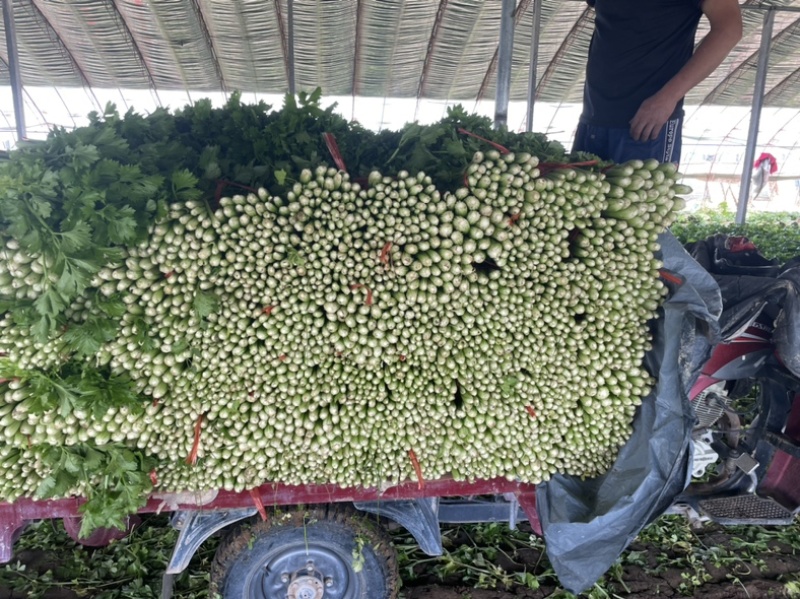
0, 0, 798, 114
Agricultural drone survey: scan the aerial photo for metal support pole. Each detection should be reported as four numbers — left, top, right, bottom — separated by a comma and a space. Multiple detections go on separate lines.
525, 0, 542, 132
494, 0, 515, 129
742, 4, 800, 12
1, 0, 26, 141
736, 9, 775, 225
287, 0, 296, 95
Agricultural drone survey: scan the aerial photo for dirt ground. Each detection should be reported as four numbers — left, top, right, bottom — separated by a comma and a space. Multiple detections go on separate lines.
399, 523, 800, 599
2, 519, 800, 598
402, 583, 794, 599
403, 573, 797, 599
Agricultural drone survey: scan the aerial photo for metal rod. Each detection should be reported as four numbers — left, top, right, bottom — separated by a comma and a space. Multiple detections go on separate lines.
525, 0, 542, 132
287, 0, 296, 95
1, 0, 26, 141
494, 0, 515, 129
736, 8, 775, 225
741, 4, 800, 12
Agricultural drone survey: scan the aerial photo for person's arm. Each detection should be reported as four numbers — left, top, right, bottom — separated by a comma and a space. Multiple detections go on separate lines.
629, 0, 742, 142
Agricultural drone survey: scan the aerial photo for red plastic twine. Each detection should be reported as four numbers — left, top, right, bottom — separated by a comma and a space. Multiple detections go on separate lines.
350, 284, 373, 306
457, 128, 511, 155
379, 242, 393, 265
149, 469, 159, 486
249, 488, 268, 522
322, 132, 348, 172
658, 269, 684, 286
525, 406, 537, 419
409, 449, 425, 490
213, 180, 227, 204
185, 413, 205, 466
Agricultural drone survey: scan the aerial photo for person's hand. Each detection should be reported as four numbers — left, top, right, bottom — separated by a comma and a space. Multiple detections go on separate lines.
629, 93, 679, 141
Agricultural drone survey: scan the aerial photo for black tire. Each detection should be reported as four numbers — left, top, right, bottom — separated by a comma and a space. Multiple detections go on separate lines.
210, 504, 399, 599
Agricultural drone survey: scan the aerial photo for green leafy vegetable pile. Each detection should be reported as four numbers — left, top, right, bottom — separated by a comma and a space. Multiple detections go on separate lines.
0, 92, 686, 531
672, 207, 800, 263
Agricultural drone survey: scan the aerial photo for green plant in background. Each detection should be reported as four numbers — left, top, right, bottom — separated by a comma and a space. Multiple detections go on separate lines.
0, 516, 218, 599
671, 207, 800, 264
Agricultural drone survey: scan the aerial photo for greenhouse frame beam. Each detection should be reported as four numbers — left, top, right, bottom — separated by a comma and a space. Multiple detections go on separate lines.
108, 0, 161, 99
536, 6, 591, 97
287, 0, 296, 95
416, 0, 448, 99
764, 64, 800, 104
27, 0, 97, 94
525, 0, 542, 132
477, 0, 530, 105
272, 0, 290, 94
1, 0, 25, 140
0, 53, 48, 134
702, 12, 794, 105
189, 0, 226, 93
494, 0, 516, 128
736, 8, 775, 225
742, 4, 800, 12
352, 0, 363, 96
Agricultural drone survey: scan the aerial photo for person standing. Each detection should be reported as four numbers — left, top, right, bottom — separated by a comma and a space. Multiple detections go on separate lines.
572, 0, 742, 165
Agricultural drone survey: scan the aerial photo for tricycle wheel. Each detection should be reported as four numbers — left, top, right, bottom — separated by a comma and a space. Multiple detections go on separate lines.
209, 504, 399, 599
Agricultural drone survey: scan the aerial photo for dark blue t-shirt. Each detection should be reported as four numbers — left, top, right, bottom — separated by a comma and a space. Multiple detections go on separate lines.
581, 0, 703, 127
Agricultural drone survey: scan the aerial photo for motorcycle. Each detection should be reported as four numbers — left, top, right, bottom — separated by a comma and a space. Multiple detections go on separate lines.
675, 234, 800, 526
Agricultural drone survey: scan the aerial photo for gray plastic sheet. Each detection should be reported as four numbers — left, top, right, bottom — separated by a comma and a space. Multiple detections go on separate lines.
535, 231, 722, 595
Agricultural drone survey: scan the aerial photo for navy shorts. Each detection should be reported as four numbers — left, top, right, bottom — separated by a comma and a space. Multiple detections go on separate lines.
572, 117, 682, 165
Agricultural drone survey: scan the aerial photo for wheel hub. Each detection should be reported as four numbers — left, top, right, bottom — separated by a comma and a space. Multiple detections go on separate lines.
287, 575, 324, 599
255, 545, 353, 599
